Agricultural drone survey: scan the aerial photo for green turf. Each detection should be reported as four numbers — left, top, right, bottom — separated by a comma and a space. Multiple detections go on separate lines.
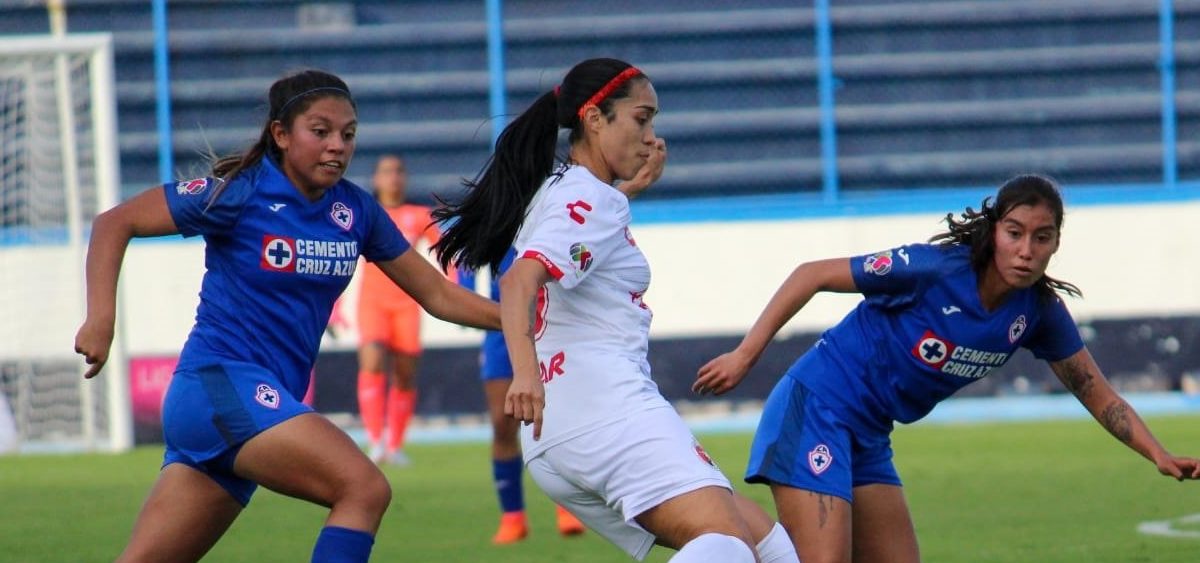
1, 415, 1198, 562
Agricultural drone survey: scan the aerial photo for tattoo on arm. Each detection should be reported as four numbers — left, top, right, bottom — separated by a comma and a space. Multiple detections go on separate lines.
1100, 401, 1133, 444
1060, 359, 1095, 401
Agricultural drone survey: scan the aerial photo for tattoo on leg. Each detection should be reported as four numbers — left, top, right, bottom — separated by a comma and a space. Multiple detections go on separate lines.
810, 492, 833, 529
1062, 361, 1095, 400
1100, 401, 1133, 444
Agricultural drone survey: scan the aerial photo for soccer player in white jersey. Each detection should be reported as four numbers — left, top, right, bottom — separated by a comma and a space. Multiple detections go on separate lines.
432, 58, 798, 563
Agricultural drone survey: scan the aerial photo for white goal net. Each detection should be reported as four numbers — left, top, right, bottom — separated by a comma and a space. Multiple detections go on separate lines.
0, 33, 131, 453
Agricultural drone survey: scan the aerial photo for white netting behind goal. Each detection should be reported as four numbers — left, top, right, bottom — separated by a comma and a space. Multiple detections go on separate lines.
0, 34, 130, 453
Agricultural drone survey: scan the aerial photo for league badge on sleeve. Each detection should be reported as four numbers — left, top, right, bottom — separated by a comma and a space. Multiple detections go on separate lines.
569, 242, 593, 275
175, 178, 209, 196
330, 202, 354, 230
863, 250, 894, 276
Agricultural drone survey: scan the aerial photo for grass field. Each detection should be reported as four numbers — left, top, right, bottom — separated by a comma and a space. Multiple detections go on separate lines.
2, 415, 1199, 562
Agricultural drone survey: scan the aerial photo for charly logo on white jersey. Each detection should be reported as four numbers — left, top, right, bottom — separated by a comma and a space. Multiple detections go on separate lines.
1008, 315, 1027, 343
330, 202, 353, 230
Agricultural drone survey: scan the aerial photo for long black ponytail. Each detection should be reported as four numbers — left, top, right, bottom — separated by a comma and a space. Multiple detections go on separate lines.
432, 58, 646, 273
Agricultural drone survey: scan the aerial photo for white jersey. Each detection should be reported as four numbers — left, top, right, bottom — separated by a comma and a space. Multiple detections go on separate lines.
514, 164, 671, 458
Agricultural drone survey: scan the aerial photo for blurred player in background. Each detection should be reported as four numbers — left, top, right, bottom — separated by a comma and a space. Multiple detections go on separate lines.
433, 58, 798, 563
459, 251, 586, 544
356, 154, 438, 466
74, 69, 500, 563
694, 173, 1200, 563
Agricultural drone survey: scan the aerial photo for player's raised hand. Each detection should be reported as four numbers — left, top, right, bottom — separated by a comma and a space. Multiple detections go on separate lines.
693, 349, 753, 396
505, 375, 546, 440
74, 317, 114, 379
1155, 454, 1200, 481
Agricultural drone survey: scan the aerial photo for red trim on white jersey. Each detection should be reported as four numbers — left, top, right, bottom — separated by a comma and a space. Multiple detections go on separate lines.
522, 250, 564, 280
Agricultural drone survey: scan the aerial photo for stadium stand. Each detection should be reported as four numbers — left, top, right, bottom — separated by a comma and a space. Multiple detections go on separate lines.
2, 0, 1197, 201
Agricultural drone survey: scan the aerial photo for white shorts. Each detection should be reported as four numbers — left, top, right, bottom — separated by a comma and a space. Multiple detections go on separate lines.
526, 406, 732, 560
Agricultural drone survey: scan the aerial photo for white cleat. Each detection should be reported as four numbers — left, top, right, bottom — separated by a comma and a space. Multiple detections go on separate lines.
368, 443, 386, 465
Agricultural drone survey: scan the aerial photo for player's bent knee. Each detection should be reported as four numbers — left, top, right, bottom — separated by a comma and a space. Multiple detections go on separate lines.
668, 533, 756, 563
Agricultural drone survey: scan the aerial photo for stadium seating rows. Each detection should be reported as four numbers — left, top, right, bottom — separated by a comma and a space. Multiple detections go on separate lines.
3, 0, 1197, 202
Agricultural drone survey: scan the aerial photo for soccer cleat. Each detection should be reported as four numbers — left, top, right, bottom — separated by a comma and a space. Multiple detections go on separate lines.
367, 443, 386, 465
387, 449, 411, 467
492, 511, 529, 545
556, 505, 585, 537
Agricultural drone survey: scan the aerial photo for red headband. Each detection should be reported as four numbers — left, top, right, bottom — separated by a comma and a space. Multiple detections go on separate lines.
575, 67, 643, 120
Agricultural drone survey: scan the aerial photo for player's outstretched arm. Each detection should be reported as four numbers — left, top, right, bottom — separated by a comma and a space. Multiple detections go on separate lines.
377, 250, 500, 331
694, 257, 857, 396
75, 187, 180, 379
498, 258, 553, 440
1050, 348, 1200, 480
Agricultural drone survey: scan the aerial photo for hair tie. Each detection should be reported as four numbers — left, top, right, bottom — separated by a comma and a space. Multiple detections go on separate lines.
576, 67, 642, 120
554, 85, 561, 97
274, 86, 351, 120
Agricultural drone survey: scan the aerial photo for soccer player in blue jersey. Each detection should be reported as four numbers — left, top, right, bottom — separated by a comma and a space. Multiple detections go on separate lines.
693, 173, 1200, 563
73, 69, 499, 563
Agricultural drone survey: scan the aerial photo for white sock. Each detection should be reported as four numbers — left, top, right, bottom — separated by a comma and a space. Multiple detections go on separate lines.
756, 522, 799, 563
669, 533, 756, 563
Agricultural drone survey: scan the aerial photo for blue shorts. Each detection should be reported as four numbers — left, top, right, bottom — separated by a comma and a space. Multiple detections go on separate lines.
161, 361, 312, 506
746, 373, 900, 504
479, 331, 513, 381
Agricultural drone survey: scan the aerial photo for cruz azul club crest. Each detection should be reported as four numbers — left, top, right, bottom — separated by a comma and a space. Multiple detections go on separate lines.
330, 202, 354, 230
808, 444, 833, 475
1008, 315, 1027, 343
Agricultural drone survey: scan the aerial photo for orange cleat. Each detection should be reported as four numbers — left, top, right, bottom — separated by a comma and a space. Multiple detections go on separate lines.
492, 511, 529, 545
556, 505, 586, 537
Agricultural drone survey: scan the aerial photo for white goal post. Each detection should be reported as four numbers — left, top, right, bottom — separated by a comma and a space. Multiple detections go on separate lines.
0, 33, 131, 453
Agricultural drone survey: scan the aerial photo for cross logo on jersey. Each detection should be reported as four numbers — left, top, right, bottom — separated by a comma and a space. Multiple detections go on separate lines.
254, 383, 280, 409
1008, 315, 1027, 343
330, 202, 354, 230
566, 200, 592, 224
912, 330, 954, 370
175, 177, 208, 196
260, 235, 297, 272
808, 444, 833, 475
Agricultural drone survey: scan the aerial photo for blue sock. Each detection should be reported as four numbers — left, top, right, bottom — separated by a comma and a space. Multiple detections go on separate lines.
493, 455, 525, 513
312, 526, 374, 563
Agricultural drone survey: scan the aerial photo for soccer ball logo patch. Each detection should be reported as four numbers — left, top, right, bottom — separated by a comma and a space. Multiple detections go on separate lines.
808, 444, 833, 475
254, 384, 280, 409
569, 242, 592, 274
694, 440, 718, 468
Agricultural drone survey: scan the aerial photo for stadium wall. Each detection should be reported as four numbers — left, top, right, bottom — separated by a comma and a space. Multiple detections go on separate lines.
4, 197, 1199, 435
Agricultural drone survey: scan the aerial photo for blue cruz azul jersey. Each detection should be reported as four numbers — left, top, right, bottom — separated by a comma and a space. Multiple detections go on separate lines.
800, 243, 1084, 426
164, 157, 409, 399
